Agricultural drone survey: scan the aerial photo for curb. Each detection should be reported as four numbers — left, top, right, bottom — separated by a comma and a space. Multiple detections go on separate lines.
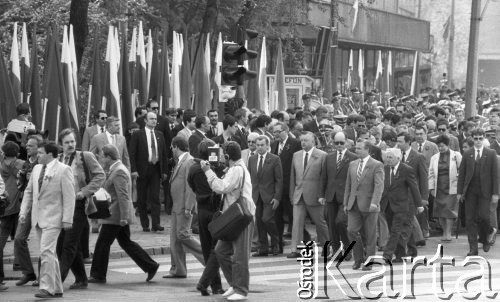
3, 246, 172, 265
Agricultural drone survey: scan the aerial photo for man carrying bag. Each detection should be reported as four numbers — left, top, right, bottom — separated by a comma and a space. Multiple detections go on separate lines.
201, 142, 255, 301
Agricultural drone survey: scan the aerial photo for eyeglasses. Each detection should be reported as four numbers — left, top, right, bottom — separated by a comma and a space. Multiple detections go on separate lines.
99, 117, 107, 120
334, 141, 345, 145
437, 128, 447, 132
473, 137, 483, 141
151, 107, 159, 110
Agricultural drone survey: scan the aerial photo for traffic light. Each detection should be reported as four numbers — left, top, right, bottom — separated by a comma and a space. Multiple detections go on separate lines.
221, 42, 257, 86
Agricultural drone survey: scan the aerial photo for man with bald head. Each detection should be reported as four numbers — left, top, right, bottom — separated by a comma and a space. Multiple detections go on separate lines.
320, 132, 357, 260
129, 112, 168, 232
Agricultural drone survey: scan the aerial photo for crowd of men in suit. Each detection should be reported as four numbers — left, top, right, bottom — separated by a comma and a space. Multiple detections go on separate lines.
1, 90, 500, 298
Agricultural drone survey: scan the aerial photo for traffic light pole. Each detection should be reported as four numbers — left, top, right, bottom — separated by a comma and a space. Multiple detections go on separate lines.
464, 0, 481, 118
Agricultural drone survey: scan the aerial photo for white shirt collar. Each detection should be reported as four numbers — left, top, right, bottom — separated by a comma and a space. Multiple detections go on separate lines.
45, 158, 57, 170
391, 161, 400, 174
474, 145, 484, 155
257, 152, 268, 161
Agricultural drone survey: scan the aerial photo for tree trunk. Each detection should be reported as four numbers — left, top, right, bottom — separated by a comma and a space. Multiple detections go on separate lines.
201, 0, 219, 34
69, 0, 90, 69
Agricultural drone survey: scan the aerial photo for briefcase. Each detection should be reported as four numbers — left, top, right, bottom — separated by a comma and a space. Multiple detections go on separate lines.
208, 198, 253, 241
87, 188, 111, 219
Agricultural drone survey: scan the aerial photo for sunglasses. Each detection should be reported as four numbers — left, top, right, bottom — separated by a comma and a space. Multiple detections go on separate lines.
99, 117, 107, 120
334, 141, 345, 145
151, 107, 159, 110
473, 137, 483, 141
437, 128, 447, 132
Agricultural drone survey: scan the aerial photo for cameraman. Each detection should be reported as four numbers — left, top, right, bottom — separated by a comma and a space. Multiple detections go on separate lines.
187, 139, 224, 296
201, 142, 255, 301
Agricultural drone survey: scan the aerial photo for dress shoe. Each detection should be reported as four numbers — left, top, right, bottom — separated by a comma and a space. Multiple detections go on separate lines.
483, 243, 491, 252
252, 251, 268, 257
16, 273, 37, 286
196, 283, 210, 296
416, 240, 426, 247
69, 281, 88, 290
143, 228, 151, 232
212, 288, 225, 295
362, 265, 372, 271
222, 287, 235, 297
467, 250, 478, 256
35, 289, 54, 298
88, 277, 106, 284
286, 252, 300, 259
162, 274, 186, 279
488, 228, 497, 245
227, 293, 247, 301
54, 293, 63, 298
352, 262, 362, 270
152, 225, 164, 232
147, 263, 160, 282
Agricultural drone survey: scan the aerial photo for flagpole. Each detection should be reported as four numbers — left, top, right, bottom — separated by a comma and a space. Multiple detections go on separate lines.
41, 98, 48, 130
55, 105, 61, 140
86, 84, 93, 126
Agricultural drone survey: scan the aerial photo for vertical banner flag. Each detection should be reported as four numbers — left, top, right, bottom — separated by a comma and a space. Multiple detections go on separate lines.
180, 34, 192, 109
158, 31, 171, 113
10, 22, 21, 104
358, 49, 364, 92
347, 49, 353, 90
20, 22, 31, 104
375, 50, 383, 89
62, 25, 79, 131
30, 27, 42, 128
136, 21, 147, 104
170, 31, 181, 108
410, 51, 418, 95
0, 47, 17, 128
352, 0, 359, 33
258, 36, 268, 113
274, 39, 287, 111
121, 25, 133, 133
192, 33, 211, 116
387, 50, 392, 94
86, 37, 103, 126
322, 32, 333, 102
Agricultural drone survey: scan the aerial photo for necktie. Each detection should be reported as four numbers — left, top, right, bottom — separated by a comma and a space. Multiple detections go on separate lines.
402, 151, 406, 163
390, 167, 395, 185
111, 134, 116, 145
101, 126, 105, 133
278, 144, 283, 155
151, 130, 158, 164
64, 155, 70, 165
476, 149, 480, 162
38, 164, 47, 191
303, 152, 309, 172
258, 155, 264, 174
356, 160, 363, 183
212, 126, 217, 136
418, 143, 422, 153
336, 151, 342, 170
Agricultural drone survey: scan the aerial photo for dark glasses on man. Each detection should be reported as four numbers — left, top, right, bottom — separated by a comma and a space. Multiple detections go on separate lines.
334, 141, 345, 145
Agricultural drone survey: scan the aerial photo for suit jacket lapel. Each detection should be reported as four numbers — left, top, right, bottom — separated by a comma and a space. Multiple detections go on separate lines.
171, 155, 186, 181
40, 162, 57, 194
357, 158, 370, 185
304, 150, 316, 176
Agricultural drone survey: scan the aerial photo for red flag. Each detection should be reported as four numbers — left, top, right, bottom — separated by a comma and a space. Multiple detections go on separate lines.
42, 30, 71, 140
148, 29, 159, 101
157, 31, 171, 113
136, 21, 147, 104
0, 47, 17, 128
180, 34, 192, 109
121, 25, 134, 132
20, 22, 31, 104
322, 33, 333, 102
29, 27, 42, 128
104, 26, 121, 121
192, 33, 210, 116
273, 39, 287, 111
61, 25, 79, 131
86, 37, 103, 126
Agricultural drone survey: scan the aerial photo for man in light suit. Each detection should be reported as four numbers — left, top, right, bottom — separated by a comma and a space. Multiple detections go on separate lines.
89, 116, 130, 170
176, 110, 197, 142
19, 141, 75, 298
248, 135, 283, 256
320, 132, 357, 260
241, 132, 259, 167
81, 110, 108, 151
344, 139, 384, 271
287, 132, 329, 258
164, 136, 205, 278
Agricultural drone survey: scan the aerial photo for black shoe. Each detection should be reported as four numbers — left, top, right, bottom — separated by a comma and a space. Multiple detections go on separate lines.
13, 264, 21, 271
88, 277, 106, 284
362, 265, 372, 271
35, 289, 54, 298
252, 251, 268, 257
143, 228, 151, 232
212, 288, 225, 295
416, 240, 426, 247
483, 243, 491, 252
152, 225, 164, 232
69, 281, 88, 290
54, 293, 63, 298
467, 250, 478, 256
196, 284, 210, 296
352, 262, 362, 270
147, 263, 160, 282
286, 252, 300, 259
16, 274, 36, 286
162, 274, 187, 279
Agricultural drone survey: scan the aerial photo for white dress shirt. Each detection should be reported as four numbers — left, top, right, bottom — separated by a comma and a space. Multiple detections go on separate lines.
145, 128, 158, 162
303, 147, 315, 167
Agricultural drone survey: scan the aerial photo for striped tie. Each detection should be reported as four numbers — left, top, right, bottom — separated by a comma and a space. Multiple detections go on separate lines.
356, 160, 363, 183
336, 151, 342, 171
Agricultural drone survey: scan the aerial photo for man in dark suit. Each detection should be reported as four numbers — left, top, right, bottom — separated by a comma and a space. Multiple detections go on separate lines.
320, 132, 357, 260
248, 135, 283, 256
188, 116, 210, 158
381, 148, 423, 263
490, 126, 500, 155
171, 109, 184, 138
212, 115, 242, 147
357, 128, 383, 163
129, 112, 168, 232
270, 123, 302, 246
458, 121, 475, 153
344, 114, 366, 142
397, 132, 428, 257
458, 128, 499, 256
303, 106, 329, 134
234, 108, 249, 150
